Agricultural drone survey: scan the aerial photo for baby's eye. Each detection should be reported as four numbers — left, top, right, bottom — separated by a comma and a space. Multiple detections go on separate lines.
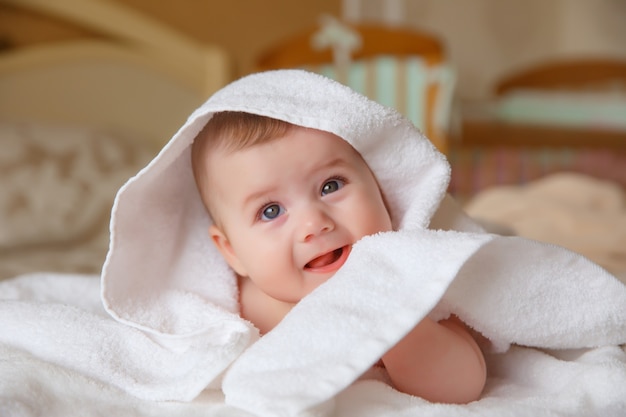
321, 178, 345, 196
259, 203, 285, 221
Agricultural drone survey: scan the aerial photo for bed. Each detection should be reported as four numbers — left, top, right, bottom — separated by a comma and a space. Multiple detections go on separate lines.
449, 58, 626, 196
450, 58, 626, 280
0, 0, 231, 280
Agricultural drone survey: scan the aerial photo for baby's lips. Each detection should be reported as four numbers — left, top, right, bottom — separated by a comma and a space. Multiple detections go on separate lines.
305, 245, 351, 272
306, 249, 342, 268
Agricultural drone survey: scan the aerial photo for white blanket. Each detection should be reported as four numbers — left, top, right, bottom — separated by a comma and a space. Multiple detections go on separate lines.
1, 274, 625, 417
1, 70, 626, 417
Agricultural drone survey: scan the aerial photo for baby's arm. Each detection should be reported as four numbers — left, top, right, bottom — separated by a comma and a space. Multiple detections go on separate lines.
381, 315, 486, 404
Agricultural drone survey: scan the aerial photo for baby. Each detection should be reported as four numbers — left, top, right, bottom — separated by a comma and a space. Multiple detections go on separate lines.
191, 111, 486, 404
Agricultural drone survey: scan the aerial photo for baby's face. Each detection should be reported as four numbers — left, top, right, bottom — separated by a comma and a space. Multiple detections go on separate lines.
206, 127, 392, 304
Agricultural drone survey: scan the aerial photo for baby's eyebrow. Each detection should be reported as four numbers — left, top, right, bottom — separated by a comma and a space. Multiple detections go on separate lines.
315, 157, 351, 172
242, 185, 279, 209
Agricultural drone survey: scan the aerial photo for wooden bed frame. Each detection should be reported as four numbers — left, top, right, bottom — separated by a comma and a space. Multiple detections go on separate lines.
460, 58, 626, 149
0, 0, 231, 147
495, 58, 626, 94
449, 58, 626, 200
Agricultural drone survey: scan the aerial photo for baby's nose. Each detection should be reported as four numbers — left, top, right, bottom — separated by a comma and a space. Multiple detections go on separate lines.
299, 207, 335, 242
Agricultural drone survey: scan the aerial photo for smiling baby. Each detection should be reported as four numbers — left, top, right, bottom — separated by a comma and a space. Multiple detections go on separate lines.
191, 111, 486, 404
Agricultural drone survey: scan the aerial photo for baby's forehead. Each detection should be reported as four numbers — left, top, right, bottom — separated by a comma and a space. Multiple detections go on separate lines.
204, 126, 371, 182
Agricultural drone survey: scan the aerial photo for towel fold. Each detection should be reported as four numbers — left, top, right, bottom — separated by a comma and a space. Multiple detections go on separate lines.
0, 274, 255, 402
1, 70, 625, 417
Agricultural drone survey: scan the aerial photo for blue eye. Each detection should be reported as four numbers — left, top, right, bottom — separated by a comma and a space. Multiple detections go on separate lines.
260, 203, 284, 221
321, 178, 345, 196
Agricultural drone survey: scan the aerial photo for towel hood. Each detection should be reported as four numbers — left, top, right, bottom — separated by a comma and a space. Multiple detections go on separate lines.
101, 69, 451, 335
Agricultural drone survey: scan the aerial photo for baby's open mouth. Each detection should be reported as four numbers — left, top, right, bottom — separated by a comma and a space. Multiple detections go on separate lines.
305, 246, 351, 271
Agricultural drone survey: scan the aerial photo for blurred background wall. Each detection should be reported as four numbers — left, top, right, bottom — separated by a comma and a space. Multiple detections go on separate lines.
3, 0, 626, 100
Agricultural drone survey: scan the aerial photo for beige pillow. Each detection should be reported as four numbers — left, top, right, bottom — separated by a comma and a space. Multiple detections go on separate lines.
0, 122, 155, 251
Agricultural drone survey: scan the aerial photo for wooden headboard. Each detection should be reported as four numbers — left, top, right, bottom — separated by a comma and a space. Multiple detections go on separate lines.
496, 58, 626, 94
0, 0, 232, 146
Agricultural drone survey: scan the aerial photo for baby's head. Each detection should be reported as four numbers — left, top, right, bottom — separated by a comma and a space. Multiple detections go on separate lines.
191, 111, 392, 304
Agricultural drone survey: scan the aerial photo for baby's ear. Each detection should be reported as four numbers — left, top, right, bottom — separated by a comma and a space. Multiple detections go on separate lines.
209, 225, 248, 277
